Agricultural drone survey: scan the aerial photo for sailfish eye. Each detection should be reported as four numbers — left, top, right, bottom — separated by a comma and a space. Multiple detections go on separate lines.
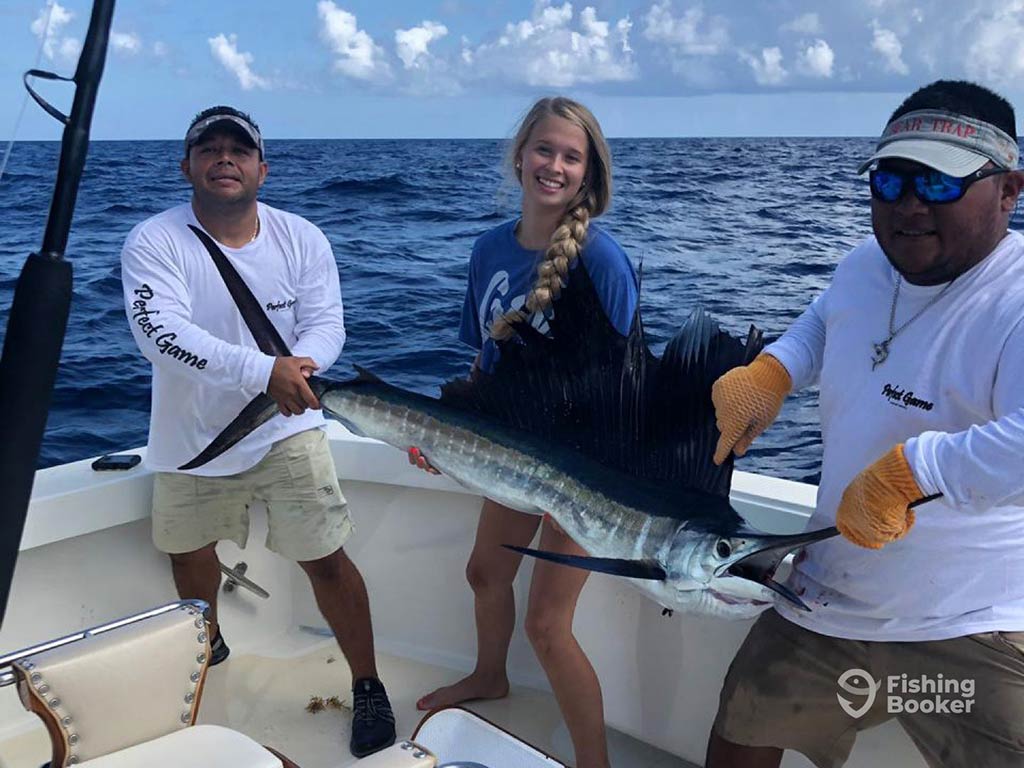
716, 539, 732, 558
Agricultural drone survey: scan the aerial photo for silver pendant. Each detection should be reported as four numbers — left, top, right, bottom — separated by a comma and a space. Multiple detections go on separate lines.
871, 339, 891, 370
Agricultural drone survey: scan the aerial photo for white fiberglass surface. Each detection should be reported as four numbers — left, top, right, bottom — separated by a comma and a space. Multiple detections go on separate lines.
0, 638, 695, 768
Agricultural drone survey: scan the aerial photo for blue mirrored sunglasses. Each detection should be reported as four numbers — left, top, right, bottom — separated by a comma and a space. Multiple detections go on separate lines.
869, 167, 1008, 205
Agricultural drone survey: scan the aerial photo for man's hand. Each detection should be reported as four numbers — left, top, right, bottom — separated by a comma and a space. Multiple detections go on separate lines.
836, 444, 925, 549
711, 354, 792, 465
267, 356, 320, 416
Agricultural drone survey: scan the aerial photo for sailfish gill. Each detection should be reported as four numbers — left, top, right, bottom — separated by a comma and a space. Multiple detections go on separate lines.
181, 250, 837, 619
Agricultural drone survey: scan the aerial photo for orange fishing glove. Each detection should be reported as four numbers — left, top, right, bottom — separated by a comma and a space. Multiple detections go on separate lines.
711, 354, 792, 465
836, 445, 925, 549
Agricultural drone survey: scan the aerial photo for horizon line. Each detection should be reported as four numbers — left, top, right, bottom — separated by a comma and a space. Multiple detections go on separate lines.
5, 134, 880, 142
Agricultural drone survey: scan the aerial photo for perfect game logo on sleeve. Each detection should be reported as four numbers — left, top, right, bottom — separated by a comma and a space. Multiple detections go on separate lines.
130, 284, 208, 370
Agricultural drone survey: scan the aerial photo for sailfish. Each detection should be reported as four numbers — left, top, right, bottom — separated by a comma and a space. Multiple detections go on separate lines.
182, 230, 837, 619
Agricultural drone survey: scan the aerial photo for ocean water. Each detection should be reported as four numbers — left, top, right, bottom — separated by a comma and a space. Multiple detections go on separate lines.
4, 137, 1008, 484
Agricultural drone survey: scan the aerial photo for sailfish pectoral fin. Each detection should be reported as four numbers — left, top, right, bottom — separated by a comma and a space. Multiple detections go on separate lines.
503, 545, 668, 581
178, 392, 280, 470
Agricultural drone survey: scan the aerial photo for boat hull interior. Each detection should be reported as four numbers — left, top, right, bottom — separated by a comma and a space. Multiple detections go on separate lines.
0, 424, 928, 767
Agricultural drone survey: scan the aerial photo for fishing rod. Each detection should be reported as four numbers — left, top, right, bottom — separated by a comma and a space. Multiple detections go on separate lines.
0, 0, 116, 627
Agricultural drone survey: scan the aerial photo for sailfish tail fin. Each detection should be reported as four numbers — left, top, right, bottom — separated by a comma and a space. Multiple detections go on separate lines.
178, 377, 335, 470
178, 393, 279, 470
180, 224, 297, 471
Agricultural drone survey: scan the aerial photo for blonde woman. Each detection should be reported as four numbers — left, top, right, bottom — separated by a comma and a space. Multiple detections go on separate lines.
412, 97, 637, 768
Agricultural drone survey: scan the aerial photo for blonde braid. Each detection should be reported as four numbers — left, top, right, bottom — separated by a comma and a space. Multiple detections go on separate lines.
490, 196, 593, 341
488, 96, 611, 342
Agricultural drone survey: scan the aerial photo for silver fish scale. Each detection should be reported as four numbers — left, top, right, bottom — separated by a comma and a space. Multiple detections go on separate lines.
325, 389, 681, 564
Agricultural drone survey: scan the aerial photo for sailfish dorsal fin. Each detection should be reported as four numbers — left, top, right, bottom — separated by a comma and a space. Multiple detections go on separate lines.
440, 257, 762, 497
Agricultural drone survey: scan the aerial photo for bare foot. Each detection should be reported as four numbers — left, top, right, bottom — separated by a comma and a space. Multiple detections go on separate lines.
416, 671, 510, 711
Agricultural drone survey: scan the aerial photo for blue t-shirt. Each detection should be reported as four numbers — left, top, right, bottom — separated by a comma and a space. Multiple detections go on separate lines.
459, 219, 638, 372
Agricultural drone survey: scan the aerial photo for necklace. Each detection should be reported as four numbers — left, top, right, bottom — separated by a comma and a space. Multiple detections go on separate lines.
871, 274, 956, 370
248, 216, 260, 243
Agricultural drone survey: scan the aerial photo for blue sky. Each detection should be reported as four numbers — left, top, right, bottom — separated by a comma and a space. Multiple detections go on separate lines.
3, 0, 1024, 140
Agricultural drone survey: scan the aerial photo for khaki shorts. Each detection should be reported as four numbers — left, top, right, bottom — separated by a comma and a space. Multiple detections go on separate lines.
713, 609, 1024, 768
152, 429, 352, 562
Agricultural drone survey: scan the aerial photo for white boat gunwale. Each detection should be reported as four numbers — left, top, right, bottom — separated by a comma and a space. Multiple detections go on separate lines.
20, 422, 817, 553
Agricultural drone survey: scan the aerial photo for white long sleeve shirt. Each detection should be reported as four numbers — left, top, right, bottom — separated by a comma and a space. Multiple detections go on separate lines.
121, 202, 346, 476
767, 231, 1024, 640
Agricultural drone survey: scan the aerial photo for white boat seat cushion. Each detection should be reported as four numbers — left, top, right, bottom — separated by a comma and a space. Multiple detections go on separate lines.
346, 740, 436, 767
77, 724, 282, 768
13, 604, 210, 766
413, 707, 566, 767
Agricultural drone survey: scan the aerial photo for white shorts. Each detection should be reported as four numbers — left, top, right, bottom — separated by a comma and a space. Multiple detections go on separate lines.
152, 429, 352, 562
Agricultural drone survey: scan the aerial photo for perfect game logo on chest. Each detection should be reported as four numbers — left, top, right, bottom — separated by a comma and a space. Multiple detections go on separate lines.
265, 297, 296, 312
881, 383, 934, 412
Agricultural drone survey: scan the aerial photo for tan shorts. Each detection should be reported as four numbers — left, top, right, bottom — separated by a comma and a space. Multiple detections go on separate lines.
152, 429, 352, 562
713, 609, 1024, 768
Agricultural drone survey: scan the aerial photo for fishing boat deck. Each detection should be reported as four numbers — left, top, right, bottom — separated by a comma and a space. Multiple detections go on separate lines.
0, 630, 697, 768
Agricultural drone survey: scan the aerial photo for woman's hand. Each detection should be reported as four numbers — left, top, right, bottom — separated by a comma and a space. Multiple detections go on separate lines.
408, 447, 441, 475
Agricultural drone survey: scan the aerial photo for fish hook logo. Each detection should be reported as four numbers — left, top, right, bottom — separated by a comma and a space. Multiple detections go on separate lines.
836, 668, 880, 719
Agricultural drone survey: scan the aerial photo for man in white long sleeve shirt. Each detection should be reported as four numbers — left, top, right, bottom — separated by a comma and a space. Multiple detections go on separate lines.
706, 81, 1024, 768
121, 106, 394, 758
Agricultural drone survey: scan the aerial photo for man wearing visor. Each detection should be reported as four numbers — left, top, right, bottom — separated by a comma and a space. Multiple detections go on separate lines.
705, 80, 1024, 767
120, 106, 396, 757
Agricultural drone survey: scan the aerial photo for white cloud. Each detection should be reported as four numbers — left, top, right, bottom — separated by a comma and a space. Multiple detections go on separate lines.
462, 3, 635, 87
394, 21, 461, 94
395, 20, 448, 69
208, 33, 270, 90
618, 17, 634, 53
964, 1, 1024, 84
781, 12, 821, 35
30, 2, 78, 61
58, 36, 81, 61
110, 31, 142, 55
643, 2, 729, 55
317, 1, 391, 82
642, 1, 730, 85
743, 46, 786, 85
871, 22, 908, 75
153, 41, 169, 57
797, 39, 834, 78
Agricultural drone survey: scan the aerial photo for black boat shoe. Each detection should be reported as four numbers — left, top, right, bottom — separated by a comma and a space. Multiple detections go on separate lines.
209, 630, 230, 666
350, 677, 396, 757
